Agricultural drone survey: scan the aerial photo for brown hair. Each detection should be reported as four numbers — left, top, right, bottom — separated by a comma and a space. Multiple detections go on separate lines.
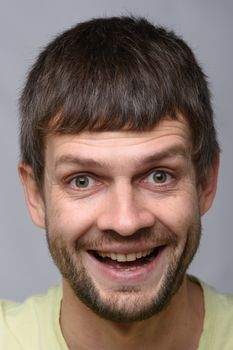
19, 16, 219, 185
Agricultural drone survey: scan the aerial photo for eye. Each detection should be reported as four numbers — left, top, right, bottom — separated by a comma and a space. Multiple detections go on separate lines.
146, 170, 173, 185
70, 175, 95, 189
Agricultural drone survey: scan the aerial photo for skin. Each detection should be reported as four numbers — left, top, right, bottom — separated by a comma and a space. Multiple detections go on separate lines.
19, 117, 219, 350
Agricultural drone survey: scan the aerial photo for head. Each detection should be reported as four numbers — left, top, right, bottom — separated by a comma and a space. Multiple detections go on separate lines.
19, 16, 219, 322
20, 15, 219, 186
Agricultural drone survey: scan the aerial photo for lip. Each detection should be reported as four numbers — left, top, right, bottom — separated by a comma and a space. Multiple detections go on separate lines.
85, 245, 167, 283
87, 242, 166, 255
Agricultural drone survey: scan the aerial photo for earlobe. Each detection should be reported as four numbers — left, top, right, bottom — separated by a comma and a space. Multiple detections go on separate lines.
199, 154, 220, 216
18, 162, 46, 229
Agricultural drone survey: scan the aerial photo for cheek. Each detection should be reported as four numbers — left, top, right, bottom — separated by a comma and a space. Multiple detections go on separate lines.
152, 189, 200, 236
45, 191, 100, 241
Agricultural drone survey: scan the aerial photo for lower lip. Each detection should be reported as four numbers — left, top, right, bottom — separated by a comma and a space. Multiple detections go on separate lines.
85, 247, 166, 283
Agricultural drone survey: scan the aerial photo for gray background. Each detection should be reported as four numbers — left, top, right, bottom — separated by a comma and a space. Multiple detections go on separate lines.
0, 0, 232, 301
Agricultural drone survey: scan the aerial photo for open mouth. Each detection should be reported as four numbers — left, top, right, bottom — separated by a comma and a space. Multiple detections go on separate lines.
89, 246, 165, 270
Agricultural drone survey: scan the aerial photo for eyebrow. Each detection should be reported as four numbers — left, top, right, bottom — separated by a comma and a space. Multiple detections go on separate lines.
55, 155, 111, 169
141, 145, 189, 164
55, 145, 189, 170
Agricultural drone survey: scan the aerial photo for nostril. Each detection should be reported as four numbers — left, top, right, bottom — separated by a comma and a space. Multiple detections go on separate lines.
97, 211, 155, 237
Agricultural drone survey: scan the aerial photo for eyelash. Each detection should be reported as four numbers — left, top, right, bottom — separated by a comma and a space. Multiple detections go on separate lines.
68, 173, 101, 190
140, 169, 175, 189
65, 169, 175, 192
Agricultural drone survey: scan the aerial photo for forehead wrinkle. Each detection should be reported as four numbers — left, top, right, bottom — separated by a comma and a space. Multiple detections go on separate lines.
54, 144, 189, 171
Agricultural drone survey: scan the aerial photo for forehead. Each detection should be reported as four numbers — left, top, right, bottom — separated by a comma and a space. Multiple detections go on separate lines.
45, 117, 192, 164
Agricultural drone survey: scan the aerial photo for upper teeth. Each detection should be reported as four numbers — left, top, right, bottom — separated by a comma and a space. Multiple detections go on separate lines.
97, 249, 153, 262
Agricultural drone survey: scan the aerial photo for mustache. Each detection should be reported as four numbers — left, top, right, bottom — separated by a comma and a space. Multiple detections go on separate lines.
75, 227, 178, 251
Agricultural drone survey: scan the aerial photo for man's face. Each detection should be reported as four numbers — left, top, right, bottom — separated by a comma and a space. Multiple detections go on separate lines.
28, 117, 208, 321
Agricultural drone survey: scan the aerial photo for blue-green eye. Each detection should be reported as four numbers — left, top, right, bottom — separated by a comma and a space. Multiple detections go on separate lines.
147, 170, 172, 184
70, 175, 94, 189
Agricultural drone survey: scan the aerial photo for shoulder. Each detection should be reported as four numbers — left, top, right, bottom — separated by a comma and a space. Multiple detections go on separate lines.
199, 280, 233, 349
0, 286, 63, 350
201, 280, 233, 319
0, 285, 62, 325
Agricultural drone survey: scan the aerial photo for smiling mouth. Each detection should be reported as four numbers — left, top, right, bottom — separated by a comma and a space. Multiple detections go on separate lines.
89, 246, 165, 270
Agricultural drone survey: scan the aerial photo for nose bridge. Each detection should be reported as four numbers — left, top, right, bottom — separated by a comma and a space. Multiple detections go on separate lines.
97, 180, 155, 236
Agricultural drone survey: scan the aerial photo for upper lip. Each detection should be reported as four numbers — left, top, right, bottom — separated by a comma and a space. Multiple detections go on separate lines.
88, 243, 166, 255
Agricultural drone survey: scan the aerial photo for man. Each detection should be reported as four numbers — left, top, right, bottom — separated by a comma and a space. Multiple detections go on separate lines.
0, 15, 232, 349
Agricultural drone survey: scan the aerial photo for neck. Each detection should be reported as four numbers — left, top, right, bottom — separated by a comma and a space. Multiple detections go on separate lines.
60, 276, 204, 350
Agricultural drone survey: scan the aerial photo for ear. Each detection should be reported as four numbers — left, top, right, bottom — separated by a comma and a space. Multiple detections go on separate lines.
198, 153, 220, 216
18, 162, 46, 229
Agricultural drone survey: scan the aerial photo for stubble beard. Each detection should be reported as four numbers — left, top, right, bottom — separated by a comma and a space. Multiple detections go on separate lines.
46, 221, 201, 322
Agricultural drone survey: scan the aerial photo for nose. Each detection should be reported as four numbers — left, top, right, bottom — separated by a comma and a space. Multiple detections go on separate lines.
96, 182, 156, 236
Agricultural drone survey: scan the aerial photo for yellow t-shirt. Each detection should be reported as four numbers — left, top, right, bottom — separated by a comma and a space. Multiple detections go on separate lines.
0, 286, 67, 350
0, 279, 233, 349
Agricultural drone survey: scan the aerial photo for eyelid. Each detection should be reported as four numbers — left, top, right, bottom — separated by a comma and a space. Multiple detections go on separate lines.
70, 174, 94, 188
64, 171, 94, 182
150, 169, 172, 179
141, 169, 175, 187
145, 168, 173, 178
64, 172, 101, 190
